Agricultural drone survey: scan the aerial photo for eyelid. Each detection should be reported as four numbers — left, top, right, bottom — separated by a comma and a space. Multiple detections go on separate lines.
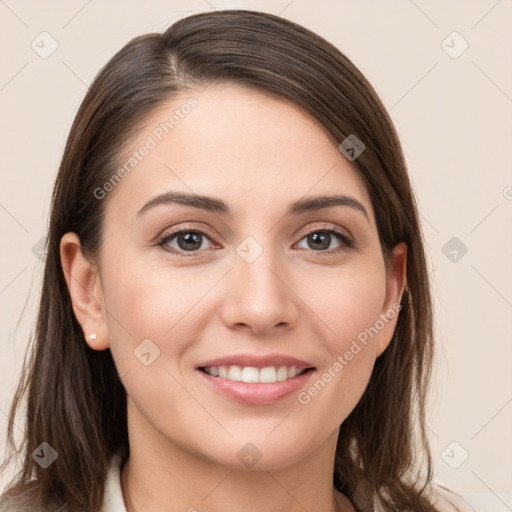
294, 222, 353, 243
156, 221, 355, 255
156, 223, 220, 248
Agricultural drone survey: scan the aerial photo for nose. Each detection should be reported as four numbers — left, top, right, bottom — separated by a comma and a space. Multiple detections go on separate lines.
219, 247, 300, 336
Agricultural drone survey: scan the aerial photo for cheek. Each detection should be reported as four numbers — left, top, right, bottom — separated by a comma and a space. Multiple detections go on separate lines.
294, 259, 387, 411
100, 254, 219, 364
101, 262, 206, 424
300, 258, 387, 349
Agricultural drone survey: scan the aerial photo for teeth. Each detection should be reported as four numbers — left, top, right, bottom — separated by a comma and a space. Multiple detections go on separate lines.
259, 367, 276, 383
227, 365, 242, 381
203, 365, 308, 383
276, 366, 289, 381
242, 366, 259, 383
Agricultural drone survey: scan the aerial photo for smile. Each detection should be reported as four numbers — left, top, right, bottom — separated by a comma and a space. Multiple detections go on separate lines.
201, 365, 309, 383
196, 366, 315, 405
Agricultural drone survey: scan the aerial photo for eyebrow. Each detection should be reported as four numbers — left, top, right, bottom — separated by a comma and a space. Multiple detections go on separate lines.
136, 191, 370, 222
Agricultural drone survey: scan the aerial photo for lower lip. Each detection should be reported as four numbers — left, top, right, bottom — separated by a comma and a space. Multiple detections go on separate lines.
196, 368, 315, 405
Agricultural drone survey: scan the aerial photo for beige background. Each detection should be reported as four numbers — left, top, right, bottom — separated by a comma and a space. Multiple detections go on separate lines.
1, 0, 511, 507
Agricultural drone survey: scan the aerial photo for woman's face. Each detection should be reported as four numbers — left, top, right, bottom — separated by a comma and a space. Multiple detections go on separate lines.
64, 83, 406, 470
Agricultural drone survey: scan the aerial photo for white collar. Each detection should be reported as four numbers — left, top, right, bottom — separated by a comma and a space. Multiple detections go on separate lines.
101, 453, 127, 512
100, 452, 473, 512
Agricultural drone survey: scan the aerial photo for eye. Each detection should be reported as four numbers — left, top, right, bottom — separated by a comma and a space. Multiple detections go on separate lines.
157, 225, 355, 257
157, 229, 216, 255
295, 227, 354, 253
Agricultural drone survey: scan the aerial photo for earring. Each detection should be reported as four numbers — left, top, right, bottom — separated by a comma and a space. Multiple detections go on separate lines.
89, 333, 97, 341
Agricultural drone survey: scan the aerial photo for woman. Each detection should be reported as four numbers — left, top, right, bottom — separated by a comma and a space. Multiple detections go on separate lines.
0, 9, 474, 512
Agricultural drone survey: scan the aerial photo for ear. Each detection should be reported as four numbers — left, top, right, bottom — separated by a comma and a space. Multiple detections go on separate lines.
375, 242, 407, 357
60, 232, 109, 350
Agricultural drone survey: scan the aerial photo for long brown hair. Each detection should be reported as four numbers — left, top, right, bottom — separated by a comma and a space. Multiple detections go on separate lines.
0, 9, 436, 511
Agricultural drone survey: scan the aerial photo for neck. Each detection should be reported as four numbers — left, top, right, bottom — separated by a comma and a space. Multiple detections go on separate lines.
121, 455, 349, 512
119, 406, 352, 512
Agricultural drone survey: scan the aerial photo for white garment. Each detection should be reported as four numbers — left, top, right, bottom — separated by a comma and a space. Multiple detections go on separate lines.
101, 453, 128, 512
101, 453, 475, 512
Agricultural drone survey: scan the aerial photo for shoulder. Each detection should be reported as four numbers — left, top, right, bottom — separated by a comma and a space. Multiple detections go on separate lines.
429, 482, 476, 512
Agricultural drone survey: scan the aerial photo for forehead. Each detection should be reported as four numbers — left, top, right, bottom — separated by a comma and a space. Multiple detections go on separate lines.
105, 83, 374, 224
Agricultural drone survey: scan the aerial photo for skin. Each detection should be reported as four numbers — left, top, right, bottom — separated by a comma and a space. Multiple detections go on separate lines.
61, 83, 406, 512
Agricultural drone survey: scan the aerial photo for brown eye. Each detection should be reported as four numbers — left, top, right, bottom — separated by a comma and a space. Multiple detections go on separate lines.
158, 230, 214, 254
296, 228, 353, 253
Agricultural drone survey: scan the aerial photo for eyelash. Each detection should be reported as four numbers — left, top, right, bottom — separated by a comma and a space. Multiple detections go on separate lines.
156, 224, 355, 258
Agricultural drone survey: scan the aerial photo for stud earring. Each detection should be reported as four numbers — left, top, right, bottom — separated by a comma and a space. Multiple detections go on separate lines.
89, 333, 97, 341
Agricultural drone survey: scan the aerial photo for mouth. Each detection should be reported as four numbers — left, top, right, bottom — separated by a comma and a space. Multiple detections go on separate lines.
196, 353, 315, 379
197, 365, 315, 384
194, 353, 316, 404
196, 365, 316, 405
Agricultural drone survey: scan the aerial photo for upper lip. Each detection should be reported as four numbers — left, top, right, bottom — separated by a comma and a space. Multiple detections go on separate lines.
196, 353, 315, 370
